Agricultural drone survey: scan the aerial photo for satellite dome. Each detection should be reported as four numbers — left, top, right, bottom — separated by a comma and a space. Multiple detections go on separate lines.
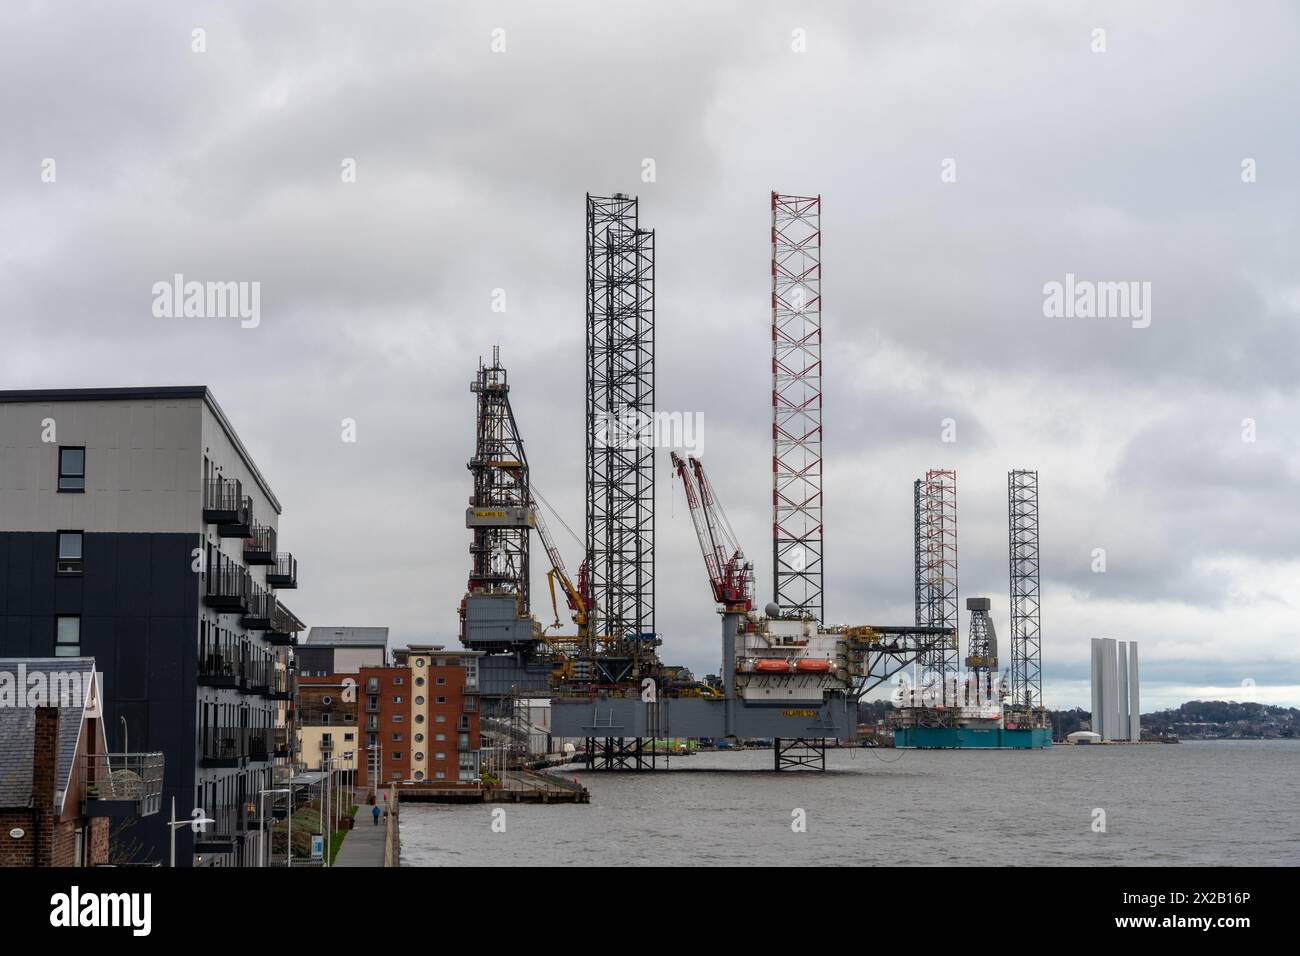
764, 602, 781, 618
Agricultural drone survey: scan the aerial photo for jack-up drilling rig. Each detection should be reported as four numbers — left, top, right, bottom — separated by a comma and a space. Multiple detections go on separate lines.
659, 453, 955, 770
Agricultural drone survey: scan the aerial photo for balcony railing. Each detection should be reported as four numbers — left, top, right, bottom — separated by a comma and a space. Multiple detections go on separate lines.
204, 553, 250, 611
203, 478, 252, 535
194, 802, 241, 850
266, 552, 297, 589
269, 669, 295, 700
242, 583, 274, 630
273, 727, 295, 757
199, 727, 274, 767
242, 654, 273, 695
265, 601, 301, 646
82, 752, 164, 817
243, 524, 276, 565
198, 637, 242, 688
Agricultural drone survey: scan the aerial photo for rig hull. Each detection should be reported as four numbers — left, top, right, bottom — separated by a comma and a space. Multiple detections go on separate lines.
893, 726, 1052, 749
552, 694, 857, 740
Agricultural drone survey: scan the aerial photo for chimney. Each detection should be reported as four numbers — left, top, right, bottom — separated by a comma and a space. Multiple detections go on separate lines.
31, 705, 60, 866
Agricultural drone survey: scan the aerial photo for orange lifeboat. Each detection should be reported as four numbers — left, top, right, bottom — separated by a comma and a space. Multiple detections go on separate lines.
795, 659, 831, 673
754, 659, 793, 673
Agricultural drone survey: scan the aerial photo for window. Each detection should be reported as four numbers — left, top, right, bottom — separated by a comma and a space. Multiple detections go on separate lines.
414, 771, 424, 781
391, 751, 403, 761
416, 714, 426, 724
414, 752, 424, 761
435, 658, 446, 667
392, 696, 403, 704
391, 733, 403, 742
436, 676, 446, 685
414, 733, 424, 743
435, 771, 445, 780
435, 714, 445, 724
392, 677, 404, 685
57, 532, 83, 574
393, 714, 404, 723
435, 752, 446, 761
58, 447, 85, 492
415, 658, 425, 668
55, 616, 80, 657
344, 733, 354, 742
322, 696, 333, 705
366, 677, 380, 692
414, 696, 424, 706
436, 696, 446, 704
415, 677, 425, 687
435, 733, 446, 742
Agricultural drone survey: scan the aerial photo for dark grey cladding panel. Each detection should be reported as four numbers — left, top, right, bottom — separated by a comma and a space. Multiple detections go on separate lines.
2, 534, 35, 616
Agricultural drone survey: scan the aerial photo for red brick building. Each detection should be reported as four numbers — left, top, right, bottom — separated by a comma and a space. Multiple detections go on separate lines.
357, 647, 481, 788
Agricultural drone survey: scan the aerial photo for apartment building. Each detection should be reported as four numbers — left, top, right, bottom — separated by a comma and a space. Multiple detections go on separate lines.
0, 387, 303, 866
358, 646, 482, 787
297, 674, 362, 774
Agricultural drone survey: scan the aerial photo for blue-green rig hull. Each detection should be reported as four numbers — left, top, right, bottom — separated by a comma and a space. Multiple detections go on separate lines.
894, 726, 1052, 749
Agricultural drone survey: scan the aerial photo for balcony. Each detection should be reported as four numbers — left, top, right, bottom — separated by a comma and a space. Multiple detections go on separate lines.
194, 803, 241, 853
198, 639, 241, 689
243, 656, 272, 696
203, 478, 252, 536
81, 752, 164, 818
320, 738, 335, 752
243, 524, 276, 565
269, 669, 295, 701
204, 554, 250, 612
273, 727, 295, 758
242, 583, 274, 630
266, 552, 297, 589
199, 727, 274, 767
265, 601, 302, 646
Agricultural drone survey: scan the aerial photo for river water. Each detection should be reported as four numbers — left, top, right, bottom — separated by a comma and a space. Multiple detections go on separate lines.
399, 740, 1300, 866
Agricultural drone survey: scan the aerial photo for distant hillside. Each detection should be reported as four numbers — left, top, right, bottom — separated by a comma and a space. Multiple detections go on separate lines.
1141, 701, 1299, 739
859, 699, 1300, 740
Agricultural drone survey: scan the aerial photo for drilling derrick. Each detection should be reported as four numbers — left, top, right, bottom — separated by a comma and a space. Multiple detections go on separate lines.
583, 193, 657, 686
1008, 469, 1046, 729
771, 192, 823, 621
460, 347, 538, 652
963, 597, 998, 704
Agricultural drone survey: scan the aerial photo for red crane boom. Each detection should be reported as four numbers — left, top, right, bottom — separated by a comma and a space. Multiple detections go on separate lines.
670, 452, 753, 611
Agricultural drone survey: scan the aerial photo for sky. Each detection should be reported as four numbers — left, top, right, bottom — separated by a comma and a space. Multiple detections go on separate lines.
2, 1, 1297, 712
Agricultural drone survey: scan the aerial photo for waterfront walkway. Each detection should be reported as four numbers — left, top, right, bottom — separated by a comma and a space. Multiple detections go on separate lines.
333, 813, 387, 867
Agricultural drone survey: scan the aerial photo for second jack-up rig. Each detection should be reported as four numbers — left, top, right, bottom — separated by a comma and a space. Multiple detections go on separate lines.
459, 192, 1045, 770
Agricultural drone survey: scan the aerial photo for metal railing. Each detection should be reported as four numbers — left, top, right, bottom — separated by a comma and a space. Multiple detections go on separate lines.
198, 635, 242, 682
204, 477, 244, 513
206, 553, 250, 604
82, 752, 164, 816
269, 552, 297, 585
245, 584, 274, 622
199, 726, 274, 763
244, 524, 276, 558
